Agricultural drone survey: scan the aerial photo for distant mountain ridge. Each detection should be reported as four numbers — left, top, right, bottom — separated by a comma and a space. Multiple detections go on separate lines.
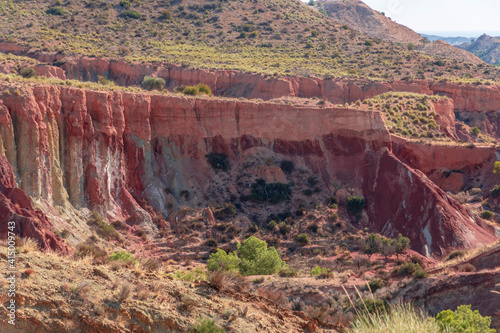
421, 34, 475, 46
457, 34, 500, 66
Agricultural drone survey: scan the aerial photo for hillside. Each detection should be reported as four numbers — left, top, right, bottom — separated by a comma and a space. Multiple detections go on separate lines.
458, 34, 500, 65
415, 40, 484, 65
318, 0, 423, 44
0, 0, 497, 81
318, 0, 484, 65
1, 1, 500, 332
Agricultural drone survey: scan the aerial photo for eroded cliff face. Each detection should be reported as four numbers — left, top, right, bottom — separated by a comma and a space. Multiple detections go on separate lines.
0, 80, 496, 256
2, 44, 499, 112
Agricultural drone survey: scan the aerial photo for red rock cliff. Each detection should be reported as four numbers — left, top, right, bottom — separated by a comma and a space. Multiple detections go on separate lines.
0, 81, 496, 256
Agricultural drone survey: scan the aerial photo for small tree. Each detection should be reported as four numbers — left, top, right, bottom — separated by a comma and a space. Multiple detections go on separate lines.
347, 196, 365, 216
380, 238, 396, 260
238, 236, 284, 275
362, 233, 382, 259
207, 249, 240, 273
436, 305, 495, 333
394, 233, 410, 257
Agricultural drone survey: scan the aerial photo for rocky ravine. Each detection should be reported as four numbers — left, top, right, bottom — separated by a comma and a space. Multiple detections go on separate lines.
0, 80, 497, 258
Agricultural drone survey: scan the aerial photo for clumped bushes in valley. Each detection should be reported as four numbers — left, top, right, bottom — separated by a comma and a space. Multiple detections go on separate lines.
207, 236, 285, 275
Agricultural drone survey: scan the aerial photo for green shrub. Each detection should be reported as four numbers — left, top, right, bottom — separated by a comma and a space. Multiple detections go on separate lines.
20, 67, 36, 78
170, 267, 206, 282
445, 250, 467, 261
206, 249, 241, 273
213, 203, 236, 220
206, 152, 230, 171
296, 233, 310, 245
142, 76, 165, 91
470, 126, 481, 136
280, 160, 294, 174
490, 185, 500, 198
122, 9, 141, 19
183, 86, 199, 96
413, 269, 429, 279
119, 0, 131, 8
246, 180, 291, 204
310, 266, 332, 278
278, 266, 298, 277
435, 305, 495, 333
367, 278, 385, 292
346, 196, 365, 215
46, 7, 64, 15
88, 212, 121, 241
109, 250, 136, 264
160, 10, 172, 20
361, 233, 382, 258
249, 31, 258, 38
480, 210, 494, 220
394, 262, 427, 278
197, 84, 212, 95
98, 75, 115, 86
238, 236, 285, 275
194, 318, 225, 333
394, 233, 410, 256
268, 220, 278, 230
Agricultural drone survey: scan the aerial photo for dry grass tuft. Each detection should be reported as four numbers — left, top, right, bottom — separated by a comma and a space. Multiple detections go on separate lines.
117, 282, 133, 302
18, 237, 39, 253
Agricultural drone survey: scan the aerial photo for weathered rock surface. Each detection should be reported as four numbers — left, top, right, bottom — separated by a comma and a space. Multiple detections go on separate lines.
0, 81, 496, 256
391, 135, 498, 192
363, 149, 496, 257
0, 155, 71, 253
2, 46, 500, 113
396, 272, 500, 328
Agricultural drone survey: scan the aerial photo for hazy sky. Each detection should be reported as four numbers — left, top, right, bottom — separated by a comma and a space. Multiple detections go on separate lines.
353, 0, 500, 35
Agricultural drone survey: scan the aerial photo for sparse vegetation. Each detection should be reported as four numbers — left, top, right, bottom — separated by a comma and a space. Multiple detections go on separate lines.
206, 152, 230, 171
20, 67, 36, 78
435, 305, 495, 333
109, 250, 137, 265
245, 179, 291, 204
480, 210, 494, 220
295, 233, 310, 245
142, 76, 165, 91
347, 303, 443, 333
347, 196, 365, 216
445, 250, 467, 261
194, 318, 225, 333
206, 236, 284, 276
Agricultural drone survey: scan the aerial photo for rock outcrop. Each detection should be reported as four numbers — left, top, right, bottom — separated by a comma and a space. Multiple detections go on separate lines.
0, 81, 496, 257
0, 155, 71, 253
397, 272, 500, 328
391, 136, 498, 192
2, 45, 500, 113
